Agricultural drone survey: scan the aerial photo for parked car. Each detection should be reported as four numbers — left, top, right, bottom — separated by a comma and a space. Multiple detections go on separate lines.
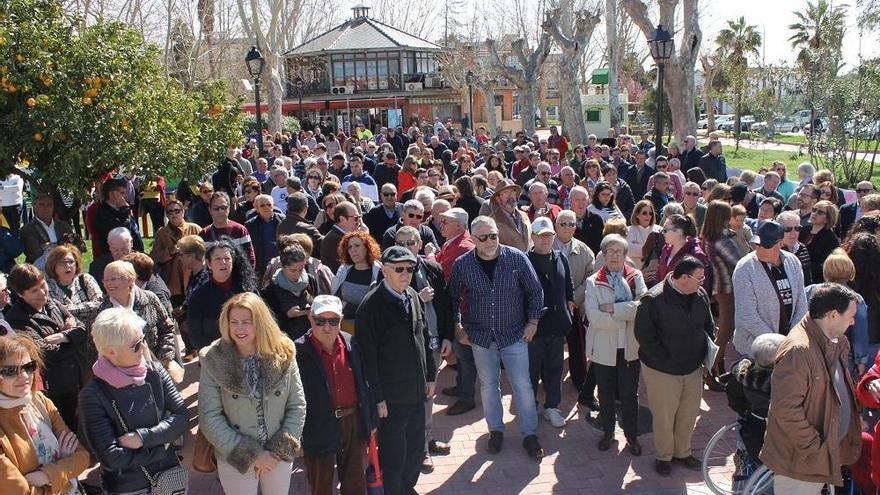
752, 117, 800, 134
803, 117, 828, 135
720, 115, 756, 132
697, 114, 733, 130
845, 117, 880, 140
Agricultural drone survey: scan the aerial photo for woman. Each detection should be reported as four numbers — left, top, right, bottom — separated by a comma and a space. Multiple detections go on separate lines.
79, 308, 187, 495
847, 233, 880, 366
261, 244, 317, 341
587, 183, 624, 223
330, 231, 382, 334
45, 245, 104, 328
316, 192, 346, 235
700, 179, 718, 203
429, 162, 448, 188
398, 156, 419, 199
452, 155, 475, 181
485, 155, 507, 178
346, 181, 374, 215
187, 239, 257, 350
580, 159, 602, 197
230, 179, 263, 225
584, 234, 647, 455
816, 181, 839, 206
799, 199, 840, 283
5, 264, 88, 430
96, 260, 177, 366
655, 214, 711, 293
775, 210, 814, 286
304, 170, 324, 201
700, 201, 742, 372
262, 233, 332, 294
0, 334, 90, 495
199, 293, 306, 494
150, 199, 201, 305
641, 203, 685, 287
627, 199, 662, 271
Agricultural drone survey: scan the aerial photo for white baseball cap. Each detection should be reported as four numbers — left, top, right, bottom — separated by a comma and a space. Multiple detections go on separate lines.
310, 295, 343, 317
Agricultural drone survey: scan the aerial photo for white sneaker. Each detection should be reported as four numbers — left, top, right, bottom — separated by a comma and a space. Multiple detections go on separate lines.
543, 408, 566, 428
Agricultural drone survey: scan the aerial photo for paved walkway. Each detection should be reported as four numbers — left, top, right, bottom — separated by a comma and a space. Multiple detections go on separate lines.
177, 351, 736, 495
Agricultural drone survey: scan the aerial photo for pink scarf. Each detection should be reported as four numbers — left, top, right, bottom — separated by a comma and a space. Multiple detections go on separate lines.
92, 356, 148, 388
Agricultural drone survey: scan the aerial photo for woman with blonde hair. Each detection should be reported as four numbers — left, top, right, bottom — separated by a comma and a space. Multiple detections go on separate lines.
198, 293, 306, 494
44, 244, 103, 328
799, 199, 840, 283
0, 334, 90, 494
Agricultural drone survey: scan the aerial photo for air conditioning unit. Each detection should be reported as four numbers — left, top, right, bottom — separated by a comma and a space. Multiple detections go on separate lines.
424, 76, 442, 88
404, 82, 424, 92
330, 85, 355, 95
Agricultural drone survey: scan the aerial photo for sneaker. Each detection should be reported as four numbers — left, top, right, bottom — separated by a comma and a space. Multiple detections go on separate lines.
543, 408, 566, 428
428, 439, 450, 455
420, 453, 434, 474
487, 431, 504, 454
655, 459, 672, 476
523, 434, 543, 459
672, 455, 702, 471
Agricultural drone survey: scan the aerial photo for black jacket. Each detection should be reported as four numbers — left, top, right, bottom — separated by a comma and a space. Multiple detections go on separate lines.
294, 331, 378, 458
187, 278, 246, 349
277, 212, 324, 252
698, 153, 729, 182
93, 202, 144, 253
799, 227, 840, 283
246, 211, 286, 274
261, 273, 317, 341
457, 195, 485, 226
79, 362, 187, 494
381, 221, 438, 252
634, 279, 715, 375
575, 210, 605, 254
622, 164, 656, 202
372, 163, 400, 191
837, 202, 858, 238
644, 188, 673, 220
527, 250, 574, 337
613, 179, 636, 221
319, 226, 345, 274
376, 257, 454, 343
355, 283, 437, 406
364, 203, 402, 246
680, 147, 702, 174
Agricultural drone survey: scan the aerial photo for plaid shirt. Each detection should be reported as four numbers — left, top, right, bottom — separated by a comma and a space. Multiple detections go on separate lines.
449, 245, 544, 349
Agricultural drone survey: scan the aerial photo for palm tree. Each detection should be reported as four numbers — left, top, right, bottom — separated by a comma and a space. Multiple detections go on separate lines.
716, 16, 761, 142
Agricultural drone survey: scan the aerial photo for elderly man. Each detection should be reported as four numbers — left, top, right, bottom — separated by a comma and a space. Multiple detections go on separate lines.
486, 179, 531, 251
680, 181, 707, 231
425, 198, 450, 246
319, 201, 363, 273
89, 226, 134, 285
773, 161, 797, 203
364, 183, 403, 245
797, 184, 820, 228
680, 135, 702, 173
449, 216, 545, 459
296, 295, 377, 495
245, 194, 285, 278
277, 192, 324, 250
199, 191, 255, 267
522, 181, 562, 223
341, 155, 379, 202
568, 186, 605, 254
356, 246, 437, 495
381, 199, 438, 252
556, 165, 578, 210
21, 192, 76, 263
644, 172, 674, 219
761, 284, 862, 493
838, 180, 876, 237
754, 171, 784, 202
519, 162, 560, 208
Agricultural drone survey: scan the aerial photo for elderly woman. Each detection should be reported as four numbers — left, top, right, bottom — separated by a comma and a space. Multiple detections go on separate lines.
45, 244, 104, 328
262, 233, 332, 294
97, 260, 176, 367
0, 335, 90, 495
799, 199, 840, 283
656, 214, 711, 293
585, 234, 647, 455
79, 308, 187, 495
777, 210, 813, 286
331, 231, 382, 334
151, 199, 202, 304
796, 161, 816, 188
5, 264, 88, 430
199, 293, 306, 494
261, 244, 318, 341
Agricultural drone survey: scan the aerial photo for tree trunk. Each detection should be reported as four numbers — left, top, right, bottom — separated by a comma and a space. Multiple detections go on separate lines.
663, 64, 697, 144
481, 86, 498, 137
558, 59, 587, 142
485, 34, 551, 139
522, 89, 538, 137
262, 53, 283, 133
607, 0, 622, 129
700, 54, 717, 132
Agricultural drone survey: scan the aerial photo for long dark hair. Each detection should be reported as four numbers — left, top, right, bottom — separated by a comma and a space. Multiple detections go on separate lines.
846, 232, 880, 304
700, 200, 732, 243
591, 182, 615, 208
207, 237, 258, 293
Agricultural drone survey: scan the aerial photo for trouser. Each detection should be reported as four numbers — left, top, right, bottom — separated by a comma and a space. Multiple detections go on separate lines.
378, 402, 425, 495
425, 348, 441, 452
471, 340, 538, 436
528, 334, 565, 409
593, 350, 641, 438
772, 474, 827, 494
2, 205, 21, 235
452, 338, 476, 404
140, 198, 165, 235
642, 364, 703, 461
47, 390, 79, 432
713, 292, 734, 369
217, 457, 293, 495
567, 310, 587, 386
303, 413, 368, 495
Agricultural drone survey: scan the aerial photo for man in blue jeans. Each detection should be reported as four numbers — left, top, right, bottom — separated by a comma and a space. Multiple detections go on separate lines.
449, 215, 545, 459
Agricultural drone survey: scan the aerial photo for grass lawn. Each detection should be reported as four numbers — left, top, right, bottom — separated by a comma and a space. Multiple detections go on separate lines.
14, 233, 154, 267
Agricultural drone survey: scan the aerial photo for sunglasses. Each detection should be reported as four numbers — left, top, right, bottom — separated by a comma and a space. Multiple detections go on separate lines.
397, 239, 419, 247
382, 192, 397, 197
130, 336, 145, 353
390, 266, 416, 273
0, 361, 38, 379
656, 164, 668, 169
323, 203, 337, 209
685, 274, 706, 283
166, 208, 182, 215
639, 210, 654, 216
820, 190, 832, 195
811, 208, 827, 215
314, 317, 341, 327
858, 188, 874, 194
211, 205, 229, 211
308, 175, 321, 180
684, 191, 700, 197
407, 213, 423, 220
475, 233, 499, 242
558, 221, 577, 227
784, 226, 803, 232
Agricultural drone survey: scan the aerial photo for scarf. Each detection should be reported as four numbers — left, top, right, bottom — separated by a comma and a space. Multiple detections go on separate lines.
606, 269, 632, 303
272, 268, 309, 295
92, 356, 148, 388
0, 390, 32, 409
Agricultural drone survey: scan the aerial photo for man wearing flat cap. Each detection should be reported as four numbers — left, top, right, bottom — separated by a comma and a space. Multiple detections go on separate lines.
355, 246, 436, 495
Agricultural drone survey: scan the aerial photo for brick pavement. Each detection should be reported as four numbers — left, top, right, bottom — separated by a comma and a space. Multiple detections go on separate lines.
174, 350, 736, 495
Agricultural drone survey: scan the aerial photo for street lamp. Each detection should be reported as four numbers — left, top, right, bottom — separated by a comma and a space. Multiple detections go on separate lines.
245, 45, 265, 157
465, 70, 474, 133
294, 76, 305, 127
648, 24, 673, 156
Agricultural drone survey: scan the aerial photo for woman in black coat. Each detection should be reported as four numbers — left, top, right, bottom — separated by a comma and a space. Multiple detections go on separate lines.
261, 244, 319, 341
799, 200, 840, 283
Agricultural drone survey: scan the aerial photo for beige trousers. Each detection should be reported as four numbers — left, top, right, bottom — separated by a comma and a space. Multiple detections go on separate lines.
773, 474, 827, 494
642, 364, 703, 461
217, 457, 294, 495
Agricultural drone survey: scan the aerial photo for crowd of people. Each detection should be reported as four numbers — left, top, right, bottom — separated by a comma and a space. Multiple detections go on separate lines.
1, 119, 880, 495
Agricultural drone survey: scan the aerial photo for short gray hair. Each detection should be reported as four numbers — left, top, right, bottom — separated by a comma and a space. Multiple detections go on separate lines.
750, 333, 785, 367
403, 199, 424, 213
92, 307, 147, 356
661, 202, 684, 219
108, 226, 132, 243
415, 189, 436, 204
395, 225, 420, 240
797, 162, 816, 178
600, 233, 628, 254
432, 199, 451, 210
470, 215, 497, 234
776, 210, 801, 226
556, 209, 576, 223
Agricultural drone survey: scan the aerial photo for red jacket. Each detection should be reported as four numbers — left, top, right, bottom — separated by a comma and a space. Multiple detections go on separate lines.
436, 231, 475, 282
855, 354, 880, 490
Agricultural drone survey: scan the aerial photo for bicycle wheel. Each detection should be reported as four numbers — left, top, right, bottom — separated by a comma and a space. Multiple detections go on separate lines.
702, 421, 751, 495
743, 465, 774, 495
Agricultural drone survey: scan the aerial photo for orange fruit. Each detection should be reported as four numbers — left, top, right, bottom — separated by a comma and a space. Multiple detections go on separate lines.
26, 97, 35, 107
33, 132, 43, 141
82, 96, 92, 105
15, 54, 24, 62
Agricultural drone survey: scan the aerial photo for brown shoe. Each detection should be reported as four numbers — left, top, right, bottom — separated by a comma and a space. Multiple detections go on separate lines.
672, 455, 702, 471
428, 439, 450, 455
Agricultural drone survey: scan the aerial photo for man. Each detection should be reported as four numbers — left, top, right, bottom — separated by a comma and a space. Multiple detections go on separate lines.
526, 217, 574, 429
317, 201, 362, 272
601, 164, 635, 221
732, 221, 809, 355
698, 140, 728, 182
754, 171, 784, 202
425, 199, 450, 246
773, 161, 797, 203
797, 184, 820, 228
519, 162, 560, 207
356, 246, 437, 495
568, 186, 605, 255
547, 125, 568, 157
327, 152, 350, 183
199, 191, 256, 267
373, 152, 401, 193
681, 181, 707, 232
250, 157, 270, 183
401, 169, 435, 204
449, 216, 545, 459
555, 166, 578, 210
623, 149, 655, 201
610, 147, 631, 175
89, 226, 133, 285
93, 177, 144, 256
21, 192, 76, 263
485, 179, 531, 251
364, 183, 403, 245
296, 295, 377, 495
341, 155, 379, 202
635, 257, 715, 476
381, 200, 438, 252
838, 180, 875, 237
637, 130, 655, 154
509, 146, 531, 181
643, 172, 674, 219
761, 283, 862, 493
245, 194, 284, 278
515, 151, 541, 188
522, 181, 561, 223
731, 182, 761, 219
269, 167, 291, 204
277, 192, 324, 250
679, 135, 702, 174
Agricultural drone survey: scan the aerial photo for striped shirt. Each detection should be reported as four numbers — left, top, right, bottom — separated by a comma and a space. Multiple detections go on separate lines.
199, 220, 256, 267
449, 245, 544, 349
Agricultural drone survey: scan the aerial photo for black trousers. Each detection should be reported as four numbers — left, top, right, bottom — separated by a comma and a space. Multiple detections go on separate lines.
593, 350, 640, 438
528, 334, 565, 409
568, 312, 597, 399
378, 401, 425, 495
2, 205, 21, 236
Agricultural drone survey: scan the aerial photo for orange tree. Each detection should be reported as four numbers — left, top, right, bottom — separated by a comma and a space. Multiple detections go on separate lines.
0, 0, 243, 195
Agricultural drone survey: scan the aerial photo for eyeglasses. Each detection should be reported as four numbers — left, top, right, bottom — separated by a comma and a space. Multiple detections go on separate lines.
858, 188, 874, 194
684, 191, 700, 197
0, 361, 38, 379
820, 189, 832, 196
130, 336, 145, 353
558, 222, 577, 227
639, 210, 653, 216
103, 276, 128, 284
382, 192, 397, 197
323, 203, 336, 209
211, 205, 229, 211
407, 213, 423, 220
474, 233, 499, 242
307, 175, 322, 180
783, 226, 803, 232
343, 214, 362, 221
390, 266, 416, 273
314, 317, 341, 327
428, 173, 439, 177
166, 209, 182, 215
685, 273, 706, 283
656, 164, 668, 169
811, 208, 827, 216
397, 239, 419, 247
200, 190, 212, 195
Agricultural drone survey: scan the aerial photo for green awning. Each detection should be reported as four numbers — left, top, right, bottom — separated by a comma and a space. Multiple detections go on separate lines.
591, 68, 609, 85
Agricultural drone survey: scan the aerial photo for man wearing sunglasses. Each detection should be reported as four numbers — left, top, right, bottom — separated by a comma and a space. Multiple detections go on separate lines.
356, 246, 436, 495
198, 191, 256, 268
486, 179, 531, 252
364, 183, 403, 246
380, 200, 438, 253
838, 180, 875, 237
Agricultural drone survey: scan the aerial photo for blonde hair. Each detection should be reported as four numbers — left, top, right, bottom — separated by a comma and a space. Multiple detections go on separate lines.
219, 292, 294, 368
104, 260, 136, 281
602, 217, 628, 237
822, 248, 855, 284
92, 308, 147, 356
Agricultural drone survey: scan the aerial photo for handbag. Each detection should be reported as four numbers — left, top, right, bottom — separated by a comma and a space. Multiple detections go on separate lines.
191, 429, 217, 473
704, 331, 720, 370
366, 430, 384, 495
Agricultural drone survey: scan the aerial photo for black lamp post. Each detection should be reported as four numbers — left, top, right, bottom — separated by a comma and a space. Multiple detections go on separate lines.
294, 76, 305, 127
465, 70, 474, 133
245, 45, 265, 157
648, 24, 674, 156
